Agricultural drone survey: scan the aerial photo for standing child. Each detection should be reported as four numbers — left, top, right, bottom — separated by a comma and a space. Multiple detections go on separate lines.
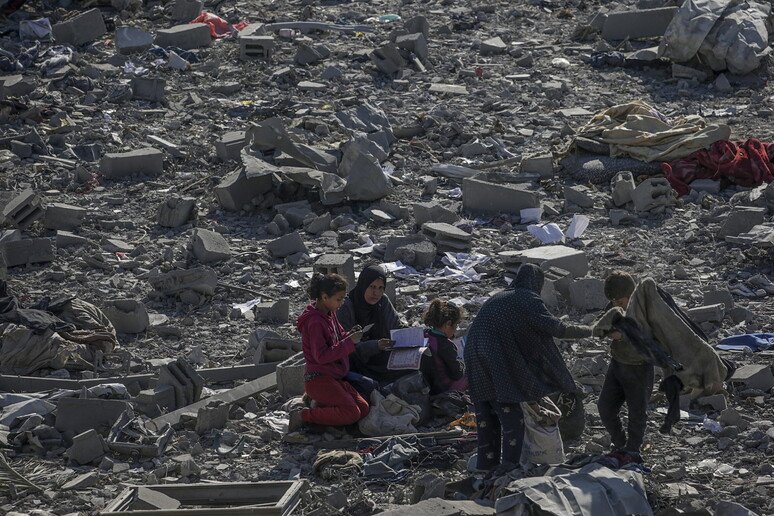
290, 273, 368, 432
423, 299, 468, 395
596, 270, 653, 463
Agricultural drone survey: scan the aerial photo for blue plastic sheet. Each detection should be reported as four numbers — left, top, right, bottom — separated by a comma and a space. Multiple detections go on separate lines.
716, 333, 774, 352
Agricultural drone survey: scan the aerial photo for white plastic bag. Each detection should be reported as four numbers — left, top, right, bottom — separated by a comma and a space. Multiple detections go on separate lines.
520, 398, 565, 465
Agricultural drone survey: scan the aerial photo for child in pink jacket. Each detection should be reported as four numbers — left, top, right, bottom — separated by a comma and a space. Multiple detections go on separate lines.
289, 273, 366, 432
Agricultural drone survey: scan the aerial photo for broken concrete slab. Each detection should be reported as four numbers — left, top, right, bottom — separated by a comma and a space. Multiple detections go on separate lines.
463, 176, 539, 216
171, 0, 203, 22
500, 245, 589, 278
564, 185, 596, 209
480, 36, 507, 55
215, 131, 247, 162
703, 288, 734, 310
422, 222, 472, 252
725, 223, 774, 247
67, 429, 106, 466
371, 43, 405, 74
567, 277, 608, 311
43, 202, 87, 230
214, 168, 274, 211
378, 498, 495, 516
729, 365, 774, 392
717, 207, 767, 239
396, 33, 428, 60
0, 75, 37, 99
601, 7, 678, 41
102, 299, 150, 334
413, 201, 459, 227
340, 142, 393, 201
99, 148, 164, 179
0, 237, 54, 267
116, 26, 154, 54
158, 196, 195, 228
192, 228, 231, 264
155, 23, 212, 50
131, 77, 166, 102
131, 487, 182, 510
253, 298, 290, 323
148, 267, 218, 296
686, 303, 725, 323
52, 8, 106, 46
266, 232, 307, 259
428, 83, 468, 95
55, 398, 130, 435
194, 400, 229, 434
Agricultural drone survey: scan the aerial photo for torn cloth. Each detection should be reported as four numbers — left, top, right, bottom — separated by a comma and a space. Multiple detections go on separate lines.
573, 101, 730, 163
361, 435, 418, 478
662, 138, 774, 196
313, 450, 363, 480
190, 12, 249, 38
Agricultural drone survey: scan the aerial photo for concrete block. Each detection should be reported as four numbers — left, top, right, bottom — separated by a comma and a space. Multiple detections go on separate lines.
2, 189, 44, 229
717, 207, 766, 239
463, 176, 539, 216
689, 179, 720, 194
601, 7, 677, 40
55, 398, 130, 435
56, 231, 90, 247
131, 77, 166, 102
277, 352, 305, 399
314, 254, 355, 287
253, 298, 290, 323
413, 201, 459, 227
148, 267, 218, 296
103, 299, 149, 333
422, 222, 472, 252
631, 177, 676, 213
480, 36, 507, 55
171, 0, 203, 22
0, 75, 36, 99
611, 171, 635, 206
703, 288, 734, 310
521, 154, 554, 178
136, 385, 176, 417
240, 35, 275, 60
194, 401, 228, 434
0, 238, 54, 267
131, 487, 181, 510
43, 203, 87, 230
370, 43, 405, 74
396, 32, 428, 60
295, 43, 329, 65
158, 196, 195, 228
11, 140, 32, 159
248, 330, 301, 363
564, 185, 595, 209
609, 209, 638, 226
384, 235, 436, 269
214, 131, 247, 162
540, 266, 573, 306
155, 23, 211, 50
116, 26, 154, 54
157, 359, 204, 408
62, 472, 99, 490
567, 277, 608, 311
67, 429, 105, 465
52, 9, 106, 46
267, 232, 307, 259
305, 212, 331, 234
730, 365, 774, 392
214, 169, 273, 211
697, 394, 728, 411
192, 228, 231, 264
686, 303, 725, 323
500, 245, 589, 278
99, 148, 164, 179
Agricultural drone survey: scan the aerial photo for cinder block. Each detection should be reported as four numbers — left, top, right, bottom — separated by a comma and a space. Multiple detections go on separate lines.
500, 245, 589, 278
564, 185, 595, 209
277, 352, 305, 399
730, 364, 774, 392
194, 401, 229, 434
253, 298, 290, 323
2, 189, 44, 229
266, 232, 307, 259
158, 197, 195, 228
567, 277, 608, 311
413, 201, 459, 227
370, 43, 405, 74
463, 176, 539, 216
247, 330, 301, 363
687, 303, 725, 323
384, 236, 436, 270
631, 177, 676, 213
611, 171, 635, 206
703, 288, 734, 310
422, 222, 472, 252
717, 207, 766, 239
314, 254, 355, 287
155, 23, 211, 50
0, 238, 54, 267
99, 148, 164, 179
213, 169, 273, 211
540, 266, 573, 306
191, 228, 231, 264
103, 299, 149, 333
295, 43, 328, 65
131, 77, 166, 102
239, 35, 275, 60
116, 26, 154, 54
52, 9, 106, 46
67, 429, 105, 465
136, 385, 176, 417
601, 7, 677, 41
171, 0, 203, 22
521, 154, 554, 178
395, 32, 428, 60
43, 203, 87, 230
214, 131, 247, 162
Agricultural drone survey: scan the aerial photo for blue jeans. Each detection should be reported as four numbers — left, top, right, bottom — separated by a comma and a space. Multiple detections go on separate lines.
474, 400, 524, 470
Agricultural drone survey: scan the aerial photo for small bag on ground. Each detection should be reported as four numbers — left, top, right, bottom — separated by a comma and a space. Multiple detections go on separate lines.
521, 396, 566, 466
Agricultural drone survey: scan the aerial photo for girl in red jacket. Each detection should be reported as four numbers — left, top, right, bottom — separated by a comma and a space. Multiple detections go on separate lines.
424, 299, 468, 394
289, 273, 366, 432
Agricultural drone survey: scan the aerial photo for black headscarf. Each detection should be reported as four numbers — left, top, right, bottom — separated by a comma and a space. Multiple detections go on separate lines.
511, 263, 544, 294
349, 265, 388, 340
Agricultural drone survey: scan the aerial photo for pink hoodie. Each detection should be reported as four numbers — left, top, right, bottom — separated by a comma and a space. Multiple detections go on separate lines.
296, 302, 355, 379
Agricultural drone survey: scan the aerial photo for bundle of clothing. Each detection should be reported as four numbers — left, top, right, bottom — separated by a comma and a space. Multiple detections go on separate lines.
0, 281, 118, 375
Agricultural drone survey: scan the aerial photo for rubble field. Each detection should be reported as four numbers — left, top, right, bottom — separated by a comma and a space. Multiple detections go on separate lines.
0, 0, 773, 514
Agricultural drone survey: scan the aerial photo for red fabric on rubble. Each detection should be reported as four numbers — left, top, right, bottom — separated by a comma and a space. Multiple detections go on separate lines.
190, 12, 249, 38
662, 138, 774, 196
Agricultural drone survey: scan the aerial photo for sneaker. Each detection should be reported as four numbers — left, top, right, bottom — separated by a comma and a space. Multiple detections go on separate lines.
287, 409, 304, 433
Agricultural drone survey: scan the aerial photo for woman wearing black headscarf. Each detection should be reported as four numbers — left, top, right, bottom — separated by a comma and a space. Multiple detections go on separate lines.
337, 265, 409, 384
464, 263, 594, 471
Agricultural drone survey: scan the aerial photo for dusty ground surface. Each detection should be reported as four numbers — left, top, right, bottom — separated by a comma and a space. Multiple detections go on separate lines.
0, 0, 773, 514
